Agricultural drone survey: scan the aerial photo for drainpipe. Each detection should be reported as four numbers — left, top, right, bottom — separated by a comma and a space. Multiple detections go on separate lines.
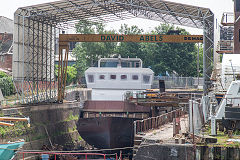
234, 0, 240, 54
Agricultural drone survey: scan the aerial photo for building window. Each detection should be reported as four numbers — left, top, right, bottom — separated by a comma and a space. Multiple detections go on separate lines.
132, 75, 139, 80
1, 56, 4, 62
99, 75, 105, 80
88, 75, 94, 83
143, 75, 150, 84
121, 75, 127, 80
110, 75, 116, 80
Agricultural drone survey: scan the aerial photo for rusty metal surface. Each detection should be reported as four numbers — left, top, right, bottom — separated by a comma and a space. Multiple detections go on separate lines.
83, 101, 150, 113
134, 108, 185, 135
137, 101, 179, 107
127, 92, 191, 107
77, 117, 137, 149
59, 34, 203, 43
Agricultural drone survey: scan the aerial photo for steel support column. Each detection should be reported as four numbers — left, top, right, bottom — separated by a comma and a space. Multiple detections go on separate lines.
203, 14, 214, 95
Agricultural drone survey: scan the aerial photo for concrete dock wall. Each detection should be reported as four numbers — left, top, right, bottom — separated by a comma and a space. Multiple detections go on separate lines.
135, 144, 195, 160
135, 144, 240, 160
0, 89, 91, 159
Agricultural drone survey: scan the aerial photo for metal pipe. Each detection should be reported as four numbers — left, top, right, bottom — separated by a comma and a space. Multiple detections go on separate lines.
62, 45, 69, 99
21, 16, 25, 104
41, 21, 44, 101
50, 24, 53, 100
203, 18, 206, 95
37, 21, 40, 102
46, 23, 49, 101
57, 45, 62, 101
192, 101, 195, 144
229, 60, 236, 81
197, 43, 200, 87
32, 20, 35, 102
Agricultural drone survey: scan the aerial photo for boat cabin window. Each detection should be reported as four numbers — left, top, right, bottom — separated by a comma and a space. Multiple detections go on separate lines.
121, 62, 130, 68
110, 75, 117, 80
99, 75, 105, 80
88, 75, 94, 83
121, 75, 127, 80
135, 62, 140, 68
99, 59, 142, 68
143, 75, 151, 84
238, 87, 240, 94
132, 75, 139, 80
100, 61, 118, 67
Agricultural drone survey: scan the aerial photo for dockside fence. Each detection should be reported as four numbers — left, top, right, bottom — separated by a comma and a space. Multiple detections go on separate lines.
152, 76, 204, 89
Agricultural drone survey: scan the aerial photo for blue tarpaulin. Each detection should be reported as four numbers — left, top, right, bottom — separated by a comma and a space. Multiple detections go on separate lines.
0, 142, 24, 160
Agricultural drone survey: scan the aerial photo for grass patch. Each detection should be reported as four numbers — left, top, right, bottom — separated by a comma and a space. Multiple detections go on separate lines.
65, 111, 79, 121
68, 126, 77, 133
78, 135, 83, 141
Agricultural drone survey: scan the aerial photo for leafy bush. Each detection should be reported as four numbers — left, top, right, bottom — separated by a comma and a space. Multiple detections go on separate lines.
0, 77, 14, 96
0, 71, 8, 78
0, 71, 15, 96
55, 65, 78, 86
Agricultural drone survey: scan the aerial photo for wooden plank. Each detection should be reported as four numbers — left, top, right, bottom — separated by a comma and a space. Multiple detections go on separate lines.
59, 34, 203, 43
0, 121, 14, 126
0, 117, 29, 121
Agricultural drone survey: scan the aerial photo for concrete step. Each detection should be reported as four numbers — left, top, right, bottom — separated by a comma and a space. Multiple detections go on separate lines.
133, 145, 139, 149
133, 148, 138, 154
134, 135, 143, 140
134, 139, 142, 146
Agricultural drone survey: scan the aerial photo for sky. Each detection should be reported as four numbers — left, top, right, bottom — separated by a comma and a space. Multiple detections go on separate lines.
0, 0, 234, 34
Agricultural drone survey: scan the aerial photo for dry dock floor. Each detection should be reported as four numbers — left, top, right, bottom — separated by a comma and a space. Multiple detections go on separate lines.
143, 115, 189, 143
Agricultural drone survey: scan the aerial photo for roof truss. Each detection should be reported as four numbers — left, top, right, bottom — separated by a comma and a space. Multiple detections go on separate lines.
15, 0, 214, 29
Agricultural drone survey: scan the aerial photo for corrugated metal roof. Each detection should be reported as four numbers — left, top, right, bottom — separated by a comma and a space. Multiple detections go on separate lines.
15, 0, 213, 29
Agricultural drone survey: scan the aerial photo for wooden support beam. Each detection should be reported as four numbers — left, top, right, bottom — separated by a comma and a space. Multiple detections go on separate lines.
57, 42, 69, 102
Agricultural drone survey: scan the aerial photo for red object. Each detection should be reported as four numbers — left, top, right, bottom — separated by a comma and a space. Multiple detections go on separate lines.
20, 152, 108, 160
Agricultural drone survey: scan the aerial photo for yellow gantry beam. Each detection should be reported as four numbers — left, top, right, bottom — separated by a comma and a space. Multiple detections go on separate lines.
57, 34, 203, 102
59, 34, 203, 43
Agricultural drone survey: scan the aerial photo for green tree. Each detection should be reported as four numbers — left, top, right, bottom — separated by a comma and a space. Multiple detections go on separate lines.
73, 20, 117, 79
115, 24, 145, 60
55, 65, 77, 85
73, 21, 202, 78
116, 23, 200, 76
66, 65, 77, 85
0, 71, 8, 78
119, 24, 144, 34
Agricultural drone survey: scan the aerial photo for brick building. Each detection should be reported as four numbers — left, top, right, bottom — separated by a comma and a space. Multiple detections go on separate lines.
0, 16, 13, 73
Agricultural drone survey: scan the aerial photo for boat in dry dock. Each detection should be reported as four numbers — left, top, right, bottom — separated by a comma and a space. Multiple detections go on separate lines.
77, 56, 154, 149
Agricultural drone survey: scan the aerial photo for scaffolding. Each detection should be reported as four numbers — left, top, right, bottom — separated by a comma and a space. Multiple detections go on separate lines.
13, 0, 214, 104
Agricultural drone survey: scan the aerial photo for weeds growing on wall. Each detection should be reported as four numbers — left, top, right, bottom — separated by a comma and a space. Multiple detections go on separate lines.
0, 71, 14, 96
